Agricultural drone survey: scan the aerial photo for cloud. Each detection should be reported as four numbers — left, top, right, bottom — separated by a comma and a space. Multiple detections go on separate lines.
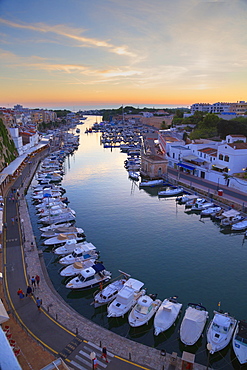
0, 18, 136, 57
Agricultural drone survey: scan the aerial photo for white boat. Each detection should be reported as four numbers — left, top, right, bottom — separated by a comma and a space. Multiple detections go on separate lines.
93, 272, 131, 308
232, 219, 247, 231
41, 226, 84, 238
32, 190, 62, 200
65, 263, 111, 289
43, 231, 85, 246
37, 173, 62, 183
232, 320, 247, 365
200, 206, 222, 216
128, 171, 139, 181
180, 303, 209, 345
176, 194, 198, 204
37, 204, 69, 217
185, 197, 206, 208
57, 241, 98, 261
140, 179, 164, 187
107, 279, 145, 318
191, 201, 214, 211
39, 210, 76, 225
128, 294, 161, 327
60, 260, 96, 277
158, 187, 184, 197
221, 214, 244, 227
39, 222, 72, 232
207, 311, 237, 354
154, 296, 182, 336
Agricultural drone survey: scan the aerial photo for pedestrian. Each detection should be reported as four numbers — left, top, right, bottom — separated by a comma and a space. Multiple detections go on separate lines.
3, 222, 7, 229
15, 215, 18, 223
11, 217, 15, 225
101, 347, 108, 363
26, 285, 33, 297
31, 276, 36, 288
35, 274, 40, 288
17, 288, 24, 299
93, 357, 98, 369
12, 196, 15, 202
36, 297, 42, 311
30, 242, 34, 251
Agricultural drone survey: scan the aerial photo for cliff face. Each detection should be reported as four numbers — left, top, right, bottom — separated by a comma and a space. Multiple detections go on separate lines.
0, 118, 18, 172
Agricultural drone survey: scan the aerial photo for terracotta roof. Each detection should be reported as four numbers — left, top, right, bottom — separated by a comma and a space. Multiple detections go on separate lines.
198, 147, 217, 155
228, 142, 247, 149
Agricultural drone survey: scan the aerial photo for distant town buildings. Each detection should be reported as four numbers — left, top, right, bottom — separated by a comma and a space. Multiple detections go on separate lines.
190, 101, 247, 116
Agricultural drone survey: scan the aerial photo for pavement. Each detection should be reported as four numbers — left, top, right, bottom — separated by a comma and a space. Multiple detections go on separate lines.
3, 146, 246, 370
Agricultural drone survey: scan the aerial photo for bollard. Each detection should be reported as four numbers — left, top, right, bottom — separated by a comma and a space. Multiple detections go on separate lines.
56, 313, 58, 320
129, 352, 131, 361
100, 341, 102, 348
76, 328, 78, 335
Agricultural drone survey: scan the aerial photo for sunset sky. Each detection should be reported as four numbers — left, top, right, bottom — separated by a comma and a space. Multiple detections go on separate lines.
0, 0, 247, 110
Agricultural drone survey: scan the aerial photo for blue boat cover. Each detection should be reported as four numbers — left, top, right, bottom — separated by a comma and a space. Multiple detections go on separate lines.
92, 263, 105, 272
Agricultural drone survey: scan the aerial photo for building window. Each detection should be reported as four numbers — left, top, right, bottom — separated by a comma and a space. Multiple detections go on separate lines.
173, 153, 175, 158
224, 155, 229, 162
219, 154, 223, 160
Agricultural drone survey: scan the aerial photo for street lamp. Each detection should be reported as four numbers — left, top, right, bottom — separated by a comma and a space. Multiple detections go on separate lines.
90, 352, 96, 370
206, 342, 212, 370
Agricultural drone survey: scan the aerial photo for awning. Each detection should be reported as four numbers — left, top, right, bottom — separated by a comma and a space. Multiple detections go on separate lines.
212, 164, 228, 170
177, 163, 196, 171
183, 155, 208, 163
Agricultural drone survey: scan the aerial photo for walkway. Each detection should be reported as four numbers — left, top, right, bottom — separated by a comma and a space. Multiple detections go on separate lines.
2, 154, 208, 370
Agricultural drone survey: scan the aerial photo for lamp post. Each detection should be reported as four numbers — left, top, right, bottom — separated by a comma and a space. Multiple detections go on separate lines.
90, 352, 96, 370
206, 343, 212, 370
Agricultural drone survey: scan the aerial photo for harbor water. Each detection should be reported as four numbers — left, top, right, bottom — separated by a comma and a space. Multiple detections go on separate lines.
28, 116, 247, 369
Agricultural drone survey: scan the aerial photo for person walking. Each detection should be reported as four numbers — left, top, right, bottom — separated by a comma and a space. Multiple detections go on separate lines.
35, 274, 40, 288
93, 356, 98, 369
11, 217, 15, 225
101, 347, 108, 363
31, 276, 36, 288
36, 297, 42, 311
17, 288, 24, 299
26, 285, 33, 297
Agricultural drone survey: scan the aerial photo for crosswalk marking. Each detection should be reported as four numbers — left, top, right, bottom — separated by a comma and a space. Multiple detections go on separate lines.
69, 341, 111, 369
86, 341, 114, 357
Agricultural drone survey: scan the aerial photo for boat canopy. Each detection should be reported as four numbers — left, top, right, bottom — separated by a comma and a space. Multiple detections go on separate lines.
117, 286, 134, 304
137, 295, 153, 307
163, 301, 173, 311
222, 209, 240, 218
214, 313, 231, 328
92, 263, 105, 273
124, 278, 144, 292
181, 307, 207, 343
73, 243, 96, 253
57, 233, 68, 240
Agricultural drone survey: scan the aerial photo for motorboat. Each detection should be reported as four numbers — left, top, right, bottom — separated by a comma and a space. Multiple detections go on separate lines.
221, 213, 244, 227
216, 209, 240, 223
139, 179, 165, 187
41, 226, 84, 238
93, 272, 131, 308
128, 294, 161, 327
128, 171, 139, 181
107, 279, 145, 318
176, 194, 198, 204
60, 260, 96, 277
154, 296, 182, 336
43, 231, 85, 246
37, 173, 62, 183
65, 263, 111, 289
57, 242, 98, 261
39, 210, 76, 225
200, 206, 222, 217
32, 190, 62, 200
191, 201, 214, 211
207, 311, 237, 354
232, 219, 247, 231
158, 187, 184, 197
232, 320, 247, 364
185, 197, 206, 208
37, 204, 69, 217
180, 303, 209, 345
39, 222, 72, 232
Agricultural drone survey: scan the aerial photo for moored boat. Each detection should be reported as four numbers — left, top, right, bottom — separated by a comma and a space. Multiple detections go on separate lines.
158, 186, 184, 197
232, 320, 247, 365
139, 179, 165, 187
180, 303, 208, 345
207, 311, 237, 354
128, 294, 161, 327
65, 263, 111, 289
154, 296, 182, 336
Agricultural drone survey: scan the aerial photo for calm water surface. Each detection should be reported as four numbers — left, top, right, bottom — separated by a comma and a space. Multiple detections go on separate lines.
28, 116, 247, 369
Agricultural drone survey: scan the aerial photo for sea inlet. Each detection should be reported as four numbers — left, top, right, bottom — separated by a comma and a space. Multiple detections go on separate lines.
27, 116, 247, 369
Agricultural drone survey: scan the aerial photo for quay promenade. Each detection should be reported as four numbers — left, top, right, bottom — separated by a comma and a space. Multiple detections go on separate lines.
1, 150, 208, 370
